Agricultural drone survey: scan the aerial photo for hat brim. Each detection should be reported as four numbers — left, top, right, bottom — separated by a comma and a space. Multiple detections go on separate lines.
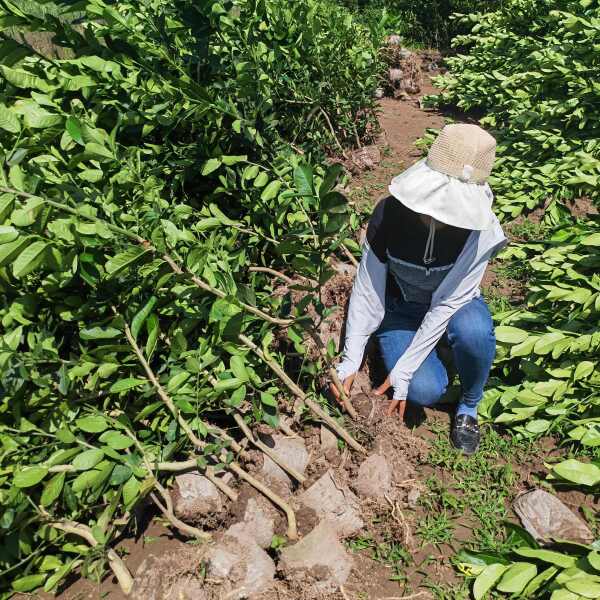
388, 159, 494, 231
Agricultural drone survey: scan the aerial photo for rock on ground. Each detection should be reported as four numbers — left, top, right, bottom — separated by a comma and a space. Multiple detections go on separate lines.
320, 425, 338, 453
225, 495, 276, 549
279, 521, 353, 595
260, 434, 309, 488
513, 489, 594, 544
298, 469, 364, 537
131, 548, 206, 600
205, 534, 276, 599
171, 472, 223, 522
353, 454, 393, 500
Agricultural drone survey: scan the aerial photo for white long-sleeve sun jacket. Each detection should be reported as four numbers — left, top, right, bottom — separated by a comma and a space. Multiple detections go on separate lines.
335, 215, 507, 400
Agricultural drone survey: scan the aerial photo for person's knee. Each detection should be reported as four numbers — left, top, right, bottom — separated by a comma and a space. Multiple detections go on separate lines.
449, 300, 495, 358
408, 376, 446, 407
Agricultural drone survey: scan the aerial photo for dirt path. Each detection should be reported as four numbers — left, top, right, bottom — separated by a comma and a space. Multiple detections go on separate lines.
347, 74, 445, 212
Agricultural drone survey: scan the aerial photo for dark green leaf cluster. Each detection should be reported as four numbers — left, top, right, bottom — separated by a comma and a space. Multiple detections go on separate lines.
0, 0, 378, 594
428, 0, 600, 217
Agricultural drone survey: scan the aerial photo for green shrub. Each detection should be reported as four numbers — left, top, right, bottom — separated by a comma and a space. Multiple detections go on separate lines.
429, 0, 600, 217
0, 0, 374, 595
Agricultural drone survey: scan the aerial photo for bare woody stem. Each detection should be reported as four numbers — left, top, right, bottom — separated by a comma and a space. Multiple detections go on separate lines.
306, 329, 358, 419
237, 333, 367, 455
122, 320, 238, 502
48, 520, 133, 595
123, 320, 298, 539
125, 428, 211, 541
233, 413, 306, 484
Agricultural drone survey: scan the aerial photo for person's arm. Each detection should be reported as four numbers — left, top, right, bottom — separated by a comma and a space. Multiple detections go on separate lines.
387, 218, 507, 401
336, 241, 387, 381
336, 197, 390, 382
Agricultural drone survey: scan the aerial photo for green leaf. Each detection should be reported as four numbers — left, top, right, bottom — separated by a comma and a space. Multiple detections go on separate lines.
515, 547, 577, 568
110, 378, 147, 393
260, 391, 277, 407
589, 551, 600, 572
581, 233, 600, 247
495, 326, 528, 344
496, 562, 537, 594
202, 158, 221, 175
12, 574, 47, 592
552, 459, 600, 486
123, 476, 140, 508
12, 240, 48, 278
230, 355, 249, 382
99, 430, 133, 450
131, 296, 157, 340
253, 171, 269, 187
105, 248, 150, 279
534, 332, 566, 355
261, 180, 282, 201
76, 415, 108, 433
0, 225, 19, 244
565, 578, 600, 598
473, 563, 508, 600
66, 116, 84, 145
294, 164, 314, 196
0, 103, 20, 133
41, 472, 66, 507
80, 326, 121, 340
14, 466, 48, 488
72, 448, 104, 471
84, 141, 114, 161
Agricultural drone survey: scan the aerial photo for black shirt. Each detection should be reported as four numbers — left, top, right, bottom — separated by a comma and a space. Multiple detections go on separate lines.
366, 196, 470, 267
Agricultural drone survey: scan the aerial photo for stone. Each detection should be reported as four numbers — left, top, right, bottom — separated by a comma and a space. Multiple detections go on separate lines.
172, 472, 222, 522
131, 548, 207, 600
298, 469, 364, 538
513, 489, 593, 544
206, 535, 276, 599
407, 487, 421, 509
320, 425, 338, 453
225, 496, 276, 549
260, 434, 309, 488
353, 454, 393, 500
279, 521, 353, 595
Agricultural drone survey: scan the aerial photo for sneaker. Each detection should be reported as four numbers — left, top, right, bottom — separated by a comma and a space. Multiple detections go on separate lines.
451, 414, 480, 455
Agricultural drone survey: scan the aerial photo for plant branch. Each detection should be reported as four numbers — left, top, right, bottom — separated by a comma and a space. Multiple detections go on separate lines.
233, 413, 306, 484
237, 333, 366, 454
48, 519, 133, 595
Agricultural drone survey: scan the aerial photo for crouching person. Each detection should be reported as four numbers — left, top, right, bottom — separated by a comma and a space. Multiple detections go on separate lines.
332, 124, 507, 455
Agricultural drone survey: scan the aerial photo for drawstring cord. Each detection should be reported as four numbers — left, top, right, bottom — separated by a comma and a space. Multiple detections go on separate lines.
423, 218, 436, 266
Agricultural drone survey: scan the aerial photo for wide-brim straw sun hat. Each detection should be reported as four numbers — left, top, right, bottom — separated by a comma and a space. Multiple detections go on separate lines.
389, 124, 497, 231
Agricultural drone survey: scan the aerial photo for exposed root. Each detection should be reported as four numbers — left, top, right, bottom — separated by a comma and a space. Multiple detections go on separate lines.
47, 519, 133, 595
150, 490, 210, 541
228, 462, 298, 540
384, 493, 412, 548
124, 318, 298, 539
238, 333, 367, 455
234, 413, 307, 484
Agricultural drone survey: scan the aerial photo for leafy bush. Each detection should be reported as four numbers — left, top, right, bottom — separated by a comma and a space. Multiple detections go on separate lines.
458, 525, 600, 599
429, 0, 600, 217
480, 219, 600, 448
0, 0, 375, 595
340, 0, 500, 47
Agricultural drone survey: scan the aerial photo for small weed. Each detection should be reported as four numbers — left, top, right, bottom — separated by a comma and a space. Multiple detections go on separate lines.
507, 219, 549, 242
415, 511, 455, 548
347, 535, 411, 584
483, 287, 513, 315
420, 424, 534, 554
426, 580, 471, 600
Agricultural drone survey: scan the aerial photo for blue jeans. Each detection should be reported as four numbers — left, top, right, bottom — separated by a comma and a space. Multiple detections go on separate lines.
376, 294, 496, 418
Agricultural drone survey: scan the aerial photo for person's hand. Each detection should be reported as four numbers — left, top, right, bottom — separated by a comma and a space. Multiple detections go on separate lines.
329, 373, 355, 407
374, 377, 407, 421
